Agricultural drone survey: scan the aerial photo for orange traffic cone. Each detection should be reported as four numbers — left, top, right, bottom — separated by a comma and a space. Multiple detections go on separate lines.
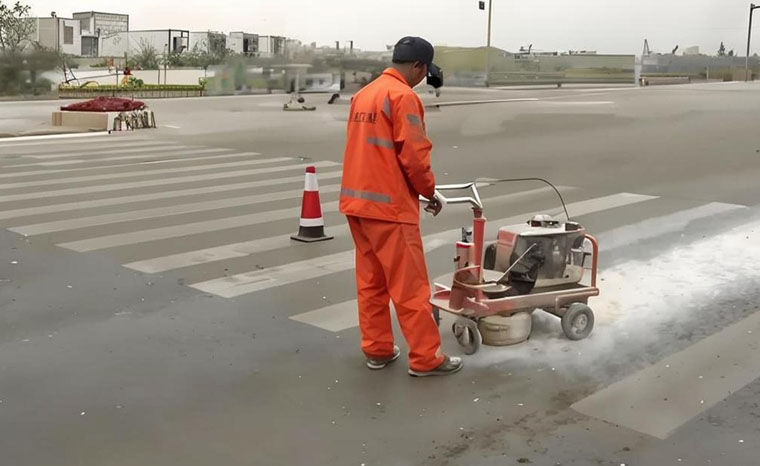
291, 166, 334, 243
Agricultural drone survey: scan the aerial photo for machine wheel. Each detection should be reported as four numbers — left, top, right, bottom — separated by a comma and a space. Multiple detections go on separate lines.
432, 306, 441, 327
561, 303, 594, 340
452, 317, 482, 355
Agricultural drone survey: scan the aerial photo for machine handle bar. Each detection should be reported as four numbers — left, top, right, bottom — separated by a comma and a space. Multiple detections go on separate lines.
419, 182, 483, 210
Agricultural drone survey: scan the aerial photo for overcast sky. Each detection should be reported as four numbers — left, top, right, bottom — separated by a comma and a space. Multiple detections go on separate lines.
28, 0, 759, 55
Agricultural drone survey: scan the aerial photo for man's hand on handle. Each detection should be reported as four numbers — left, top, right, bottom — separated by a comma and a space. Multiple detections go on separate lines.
424, 190, 446, 217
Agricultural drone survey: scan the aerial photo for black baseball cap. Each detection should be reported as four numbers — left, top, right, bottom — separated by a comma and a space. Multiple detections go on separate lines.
392, 36, 435, 66
392, 36, 444, 88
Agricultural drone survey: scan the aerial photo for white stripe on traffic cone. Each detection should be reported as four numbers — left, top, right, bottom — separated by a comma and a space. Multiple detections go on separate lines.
291, 166, 334, 243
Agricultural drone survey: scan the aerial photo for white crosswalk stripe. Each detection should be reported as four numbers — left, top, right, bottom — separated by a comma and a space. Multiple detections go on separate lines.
190, 193, 658, 298
1, 141, 176, 157
288, 201, 745, 332
0, 151, 260, 178
4, 147, 230, 168
3, 137, 746, 349
10, 184, 341, 236
0, 171, 343, 220
124, 223, 349, 273
122, 186, 563, 273
0, 161, 339, 203
0, 156, 289, 189
0, 132, 133, 147
58, 200, 340, 252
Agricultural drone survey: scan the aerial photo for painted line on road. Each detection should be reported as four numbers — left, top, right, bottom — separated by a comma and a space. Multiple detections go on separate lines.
572, 309, 760, 439
0, 161, 340, 204
0, 156, 289, 189
5, 147, 230, 167
57, 200, 341, 252
0, 141, 176, 157
536, 101, 615, 106
290, 301, 361, 333
598, 202, 747, 251
426, 98, 539, 108
0, 151, 259, 179
11, 184, 342, 236
0, 131, 111, 145
124, 224, 348, 273
0, 171, 343, 220
123, 186, 567, 274
289, 199, 737, 332
194, 193, 657, 299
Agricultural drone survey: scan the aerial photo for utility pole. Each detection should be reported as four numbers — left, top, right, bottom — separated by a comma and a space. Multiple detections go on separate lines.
486, 0, 493, 87
746, 3, 759, 82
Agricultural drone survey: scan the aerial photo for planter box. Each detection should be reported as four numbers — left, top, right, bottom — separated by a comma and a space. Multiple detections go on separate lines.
51, 111, 109, 130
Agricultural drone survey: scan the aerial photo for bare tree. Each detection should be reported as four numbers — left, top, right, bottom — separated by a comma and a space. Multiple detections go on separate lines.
0, 1, 36, 52
127, 38, 160, 69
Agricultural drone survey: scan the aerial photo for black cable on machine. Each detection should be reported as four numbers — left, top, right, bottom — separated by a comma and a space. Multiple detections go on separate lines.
479, 177, 571, 221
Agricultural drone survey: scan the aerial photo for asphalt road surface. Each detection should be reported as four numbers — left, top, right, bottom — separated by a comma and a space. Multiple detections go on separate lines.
1, 82, 760, 466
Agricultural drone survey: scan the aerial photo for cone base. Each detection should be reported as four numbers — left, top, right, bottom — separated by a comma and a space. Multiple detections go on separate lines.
291, 234, 334, 243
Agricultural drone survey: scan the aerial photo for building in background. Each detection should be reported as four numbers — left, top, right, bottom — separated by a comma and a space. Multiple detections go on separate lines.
189, 31, 227, 55
227, 32, 259, 56
28, 14, 81, 55
72, 11, 129, 57
258, 35, 286, 57
100, 29, 189, 58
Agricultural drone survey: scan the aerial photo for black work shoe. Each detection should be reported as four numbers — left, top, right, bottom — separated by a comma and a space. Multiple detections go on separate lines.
408, 356, 464, 377
366, 345, 401, 370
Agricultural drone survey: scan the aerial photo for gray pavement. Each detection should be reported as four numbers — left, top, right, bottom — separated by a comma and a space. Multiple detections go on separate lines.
1, 82, 760, 465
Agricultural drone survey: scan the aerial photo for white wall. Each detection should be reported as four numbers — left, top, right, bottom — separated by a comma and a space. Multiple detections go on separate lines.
227, 34, 243, 54
100, 31, 173, 58
29, 17, 80, 54
57, 18, 81, 56
189, 32, 209, 53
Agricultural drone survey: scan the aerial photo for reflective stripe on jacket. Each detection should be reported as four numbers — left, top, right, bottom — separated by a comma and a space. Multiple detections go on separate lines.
339, 68, 435, 224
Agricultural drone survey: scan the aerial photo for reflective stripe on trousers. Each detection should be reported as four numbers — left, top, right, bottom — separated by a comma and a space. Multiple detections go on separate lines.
341, 188, 391, 204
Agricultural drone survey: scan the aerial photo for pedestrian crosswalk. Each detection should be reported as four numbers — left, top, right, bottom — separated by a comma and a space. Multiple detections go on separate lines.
0, 133, 747, 336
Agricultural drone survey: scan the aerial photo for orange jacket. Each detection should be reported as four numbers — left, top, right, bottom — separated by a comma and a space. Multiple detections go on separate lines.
339, 68, 435, 224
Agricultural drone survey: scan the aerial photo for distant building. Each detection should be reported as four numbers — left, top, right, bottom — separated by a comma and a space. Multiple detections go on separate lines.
28, 15, 81, 55
100, 29, 190, 58
683, 46, 700, 56
189, 31, 227, 55
258, 35, 286, 57
72, 11, 129, 57
227, 32, 259, 56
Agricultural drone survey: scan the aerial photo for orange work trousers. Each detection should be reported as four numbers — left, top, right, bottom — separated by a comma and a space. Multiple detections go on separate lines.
347, 215, 444, 372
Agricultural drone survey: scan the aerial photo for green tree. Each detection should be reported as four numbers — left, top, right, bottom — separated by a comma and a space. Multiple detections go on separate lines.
0, 0, 35, 52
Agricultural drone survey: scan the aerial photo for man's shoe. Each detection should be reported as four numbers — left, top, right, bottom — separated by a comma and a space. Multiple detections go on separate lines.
408, 356, 463, 377
366, 345, 401, 370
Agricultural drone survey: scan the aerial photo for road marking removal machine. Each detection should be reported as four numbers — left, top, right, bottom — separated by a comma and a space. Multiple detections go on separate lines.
425, 182, 600, 355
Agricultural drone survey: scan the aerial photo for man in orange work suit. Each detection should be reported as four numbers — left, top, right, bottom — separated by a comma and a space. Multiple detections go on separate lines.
340, 37, 463, 377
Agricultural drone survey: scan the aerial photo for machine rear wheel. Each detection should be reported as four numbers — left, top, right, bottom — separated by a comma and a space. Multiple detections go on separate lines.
561, 303, 594, 340
452, 317, 482, 355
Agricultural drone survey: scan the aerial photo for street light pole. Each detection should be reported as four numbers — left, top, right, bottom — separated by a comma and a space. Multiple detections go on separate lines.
485, 0, 493, 87
746, 3, 759, 82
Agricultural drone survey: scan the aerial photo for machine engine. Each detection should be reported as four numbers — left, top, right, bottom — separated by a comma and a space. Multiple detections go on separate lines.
483, 215, 588, 294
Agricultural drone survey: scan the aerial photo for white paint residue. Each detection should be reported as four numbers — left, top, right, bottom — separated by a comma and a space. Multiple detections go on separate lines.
469, 218, 760, 368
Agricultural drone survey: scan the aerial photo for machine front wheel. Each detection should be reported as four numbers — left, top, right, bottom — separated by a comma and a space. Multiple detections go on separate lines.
452, 317, 482, 355
561, 303, 594, 340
